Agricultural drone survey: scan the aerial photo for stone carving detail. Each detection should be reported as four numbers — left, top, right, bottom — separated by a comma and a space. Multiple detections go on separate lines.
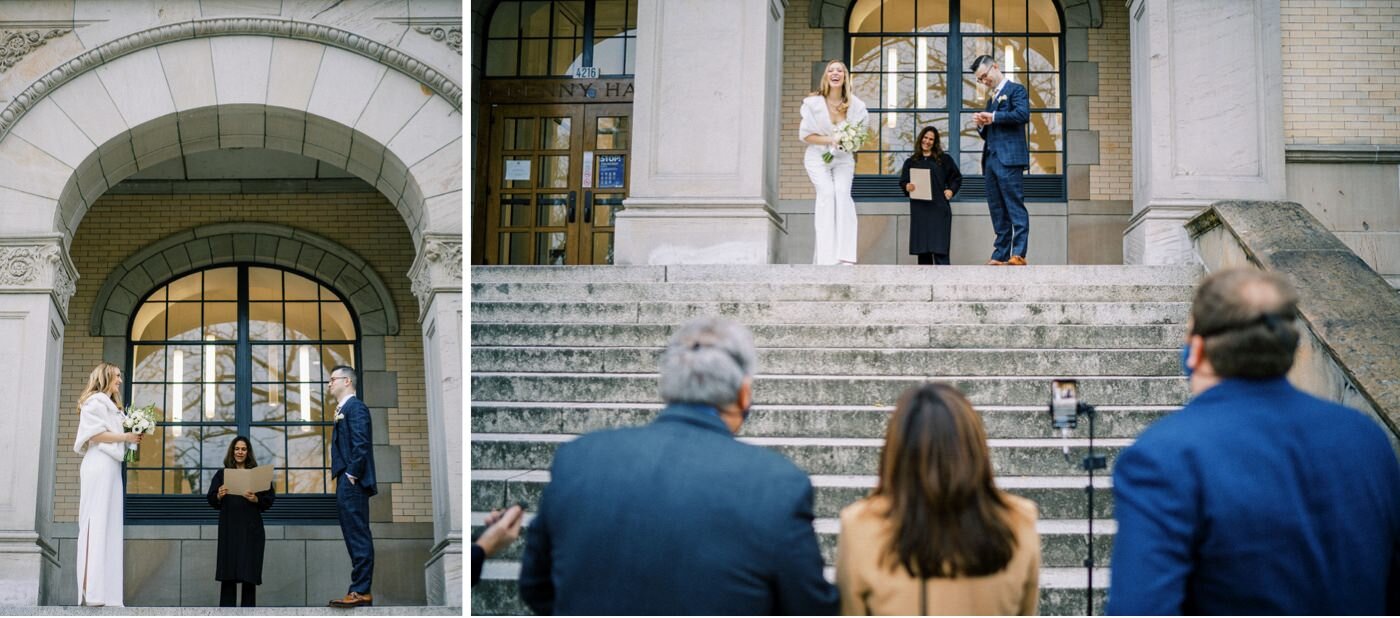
0, 29, 71, 73
0, 18, 462, 142
0, 243, 77, 316
0, 245, 57, 286
410, 238, 463, 312
413, 25, 462, 55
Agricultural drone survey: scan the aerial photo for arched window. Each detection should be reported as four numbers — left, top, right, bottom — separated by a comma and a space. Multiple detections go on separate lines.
126, 266, 358, 515
486, 0, 639, 77
848, 0, 1063, 200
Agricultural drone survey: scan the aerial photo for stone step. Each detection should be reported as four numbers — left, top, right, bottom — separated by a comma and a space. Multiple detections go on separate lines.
470, 346, 1180, 376
470, 300, 1190, 326
470, 374, 1189, 407
469, 263, 1203, 286
468, 510, 1115, 567
470, 562, 1110, 616
470, 434, 1131, 477
471, 403, 1173, 439
472, 471, 1117, 520
472, 322, 1189, 349
471, 281, 1197, 303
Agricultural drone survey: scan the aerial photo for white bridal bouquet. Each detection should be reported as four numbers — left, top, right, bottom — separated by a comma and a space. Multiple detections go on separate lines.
122, 405, 158, 463
823, 120, 873, 164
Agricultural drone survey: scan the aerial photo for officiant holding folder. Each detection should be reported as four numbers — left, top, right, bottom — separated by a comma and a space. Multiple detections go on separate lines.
207, 436, 274, 607
900, 126, 962, 265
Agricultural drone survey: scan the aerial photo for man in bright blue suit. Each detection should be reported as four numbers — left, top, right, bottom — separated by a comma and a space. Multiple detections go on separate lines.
327, 365, 378, 608
519, 318, 838, 615
971, 55, 1031, 266
1108, 268, 1400, 615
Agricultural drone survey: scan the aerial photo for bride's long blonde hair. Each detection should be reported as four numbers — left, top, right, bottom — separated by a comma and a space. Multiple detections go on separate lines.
813, 59, 852, 114
77, 362, 123, 412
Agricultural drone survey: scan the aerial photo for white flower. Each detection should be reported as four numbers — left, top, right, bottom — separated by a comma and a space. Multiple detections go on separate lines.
998, 94, 1007, 103
335, 411, 345, 422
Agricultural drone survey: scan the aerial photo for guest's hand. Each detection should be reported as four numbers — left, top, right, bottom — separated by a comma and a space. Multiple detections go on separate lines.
906, 183, 916, 193
475, 505, 525, 558
944, 189, 954, 200
243, 491, 257, 503
217, 485, 228, 500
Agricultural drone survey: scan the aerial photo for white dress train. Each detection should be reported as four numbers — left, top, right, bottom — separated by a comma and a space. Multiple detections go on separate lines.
799, 93, 869, 265
74, 393, 126, 607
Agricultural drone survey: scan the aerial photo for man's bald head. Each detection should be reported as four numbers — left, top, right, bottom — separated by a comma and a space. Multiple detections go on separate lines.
1190, 268, 1301, 378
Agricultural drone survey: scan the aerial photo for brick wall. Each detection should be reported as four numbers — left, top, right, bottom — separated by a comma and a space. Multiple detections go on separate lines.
1282, 0, 1400, 145
780, 0, 822, 200
55, 192, 432, 523
1088, 1, 1132, 201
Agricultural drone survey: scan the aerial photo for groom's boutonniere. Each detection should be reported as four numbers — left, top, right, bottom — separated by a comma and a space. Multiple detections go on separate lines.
334, 410, 345, 422
997, 94, 1007, 103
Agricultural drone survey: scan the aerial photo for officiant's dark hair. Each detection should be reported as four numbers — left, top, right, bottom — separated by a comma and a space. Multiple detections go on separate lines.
224, 436, 259, 469
911, 126, 944, 162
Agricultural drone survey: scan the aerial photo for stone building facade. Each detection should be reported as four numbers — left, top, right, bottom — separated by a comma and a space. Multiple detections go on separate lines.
471, 0, 1398, 282
0, 0, 463, 607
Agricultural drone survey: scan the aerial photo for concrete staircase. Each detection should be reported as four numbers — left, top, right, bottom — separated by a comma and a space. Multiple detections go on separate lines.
469, 265, 1201, 615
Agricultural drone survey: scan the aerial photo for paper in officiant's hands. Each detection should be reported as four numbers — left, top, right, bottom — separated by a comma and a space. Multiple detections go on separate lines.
224, 465, 273, 494
910, 168, 933, 200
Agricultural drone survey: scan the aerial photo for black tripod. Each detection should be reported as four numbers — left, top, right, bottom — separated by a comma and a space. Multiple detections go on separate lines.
1073, 402, 1106, 616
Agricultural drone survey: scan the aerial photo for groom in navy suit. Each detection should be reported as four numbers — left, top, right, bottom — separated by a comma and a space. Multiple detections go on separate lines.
972, 55, 1031, 266
327, 365, 377, 608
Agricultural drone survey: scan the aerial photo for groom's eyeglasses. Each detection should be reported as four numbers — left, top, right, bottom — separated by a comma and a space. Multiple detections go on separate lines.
327, 376, 349, 384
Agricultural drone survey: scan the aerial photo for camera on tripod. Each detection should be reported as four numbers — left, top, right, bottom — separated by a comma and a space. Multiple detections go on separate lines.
1046, 379, 1106, 615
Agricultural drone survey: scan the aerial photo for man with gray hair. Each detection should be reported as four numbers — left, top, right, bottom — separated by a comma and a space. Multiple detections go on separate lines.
519, 317, 838, 615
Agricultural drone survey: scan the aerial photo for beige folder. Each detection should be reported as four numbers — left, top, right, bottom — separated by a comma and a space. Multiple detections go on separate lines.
910, 168, 934, 200
224, 465, 274, 494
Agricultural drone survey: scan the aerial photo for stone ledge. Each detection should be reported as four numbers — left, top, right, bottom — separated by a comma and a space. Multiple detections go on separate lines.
1188, 200, 1400, 438
1284, 144, 1400, 164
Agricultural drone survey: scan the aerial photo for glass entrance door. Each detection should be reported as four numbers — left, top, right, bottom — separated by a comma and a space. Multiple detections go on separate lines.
484, 103, 631, 265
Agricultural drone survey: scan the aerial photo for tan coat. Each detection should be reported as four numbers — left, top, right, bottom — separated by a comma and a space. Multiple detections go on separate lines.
835, 494, 1041, 616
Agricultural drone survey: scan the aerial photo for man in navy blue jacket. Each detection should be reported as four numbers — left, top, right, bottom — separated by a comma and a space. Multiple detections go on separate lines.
1108, 268, 1400, 614
327, 365, 378, 608
971, 54, 1031, 266
519, 318, 838, 615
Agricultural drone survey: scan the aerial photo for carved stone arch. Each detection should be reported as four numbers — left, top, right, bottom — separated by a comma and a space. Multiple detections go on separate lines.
90, 223, 400, 337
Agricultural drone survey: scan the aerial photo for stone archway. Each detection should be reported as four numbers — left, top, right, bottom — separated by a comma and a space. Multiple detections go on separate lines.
88, 223, 401, 338
0, 18, 462, 246
0, 18, 465, 607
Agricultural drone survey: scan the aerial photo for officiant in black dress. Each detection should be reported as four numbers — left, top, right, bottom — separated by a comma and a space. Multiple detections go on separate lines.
207, 436, 275, 607
899, 126, 962, 265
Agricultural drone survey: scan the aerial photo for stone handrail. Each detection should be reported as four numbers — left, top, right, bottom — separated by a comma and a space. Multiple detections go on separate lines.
1188, 200, 1400, 447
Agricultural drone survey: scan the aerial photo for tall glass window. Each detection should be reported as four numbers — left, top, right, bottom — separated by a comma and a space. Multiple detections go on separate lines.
486, 0, 639, 77
126, 266, 358, 498
848, 0, 1063, 197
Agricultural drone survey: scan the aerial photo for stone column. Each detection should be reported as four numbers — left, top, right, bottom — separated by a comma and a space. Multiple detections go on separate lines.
0, 236, 76, 604
615, 0, 788, 264
408, 235, 463, 606
1124, 0, 1286, 264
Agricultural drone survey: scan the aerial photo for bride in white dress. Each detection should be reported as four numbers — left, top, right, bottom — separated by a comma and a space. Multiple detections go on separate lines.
73, 362, 142, 607
799, 59, 869, 265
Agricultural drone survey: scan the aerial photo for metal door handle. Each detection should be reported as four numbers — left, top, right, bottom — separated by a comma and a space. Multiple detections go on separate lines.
567, 191, 577, 223
583, 191, 593, 223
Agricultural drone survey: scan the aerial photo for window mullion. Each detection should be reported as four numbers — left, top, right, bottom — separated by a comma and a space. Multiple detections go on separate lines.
236, 266, 251, 438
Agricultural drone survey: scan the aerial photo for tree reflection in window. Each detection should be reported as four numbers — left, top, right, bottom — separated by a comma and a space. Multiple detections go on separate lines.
127, 266, 357, 496
848, 0, 1064, 179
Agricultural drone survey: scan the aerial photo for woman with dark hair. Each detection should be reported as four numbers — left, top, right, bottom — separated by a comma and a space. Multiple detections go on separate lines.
207, 436, 274, 607
836, 383, 1040, 615
899, 126, 962, 265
